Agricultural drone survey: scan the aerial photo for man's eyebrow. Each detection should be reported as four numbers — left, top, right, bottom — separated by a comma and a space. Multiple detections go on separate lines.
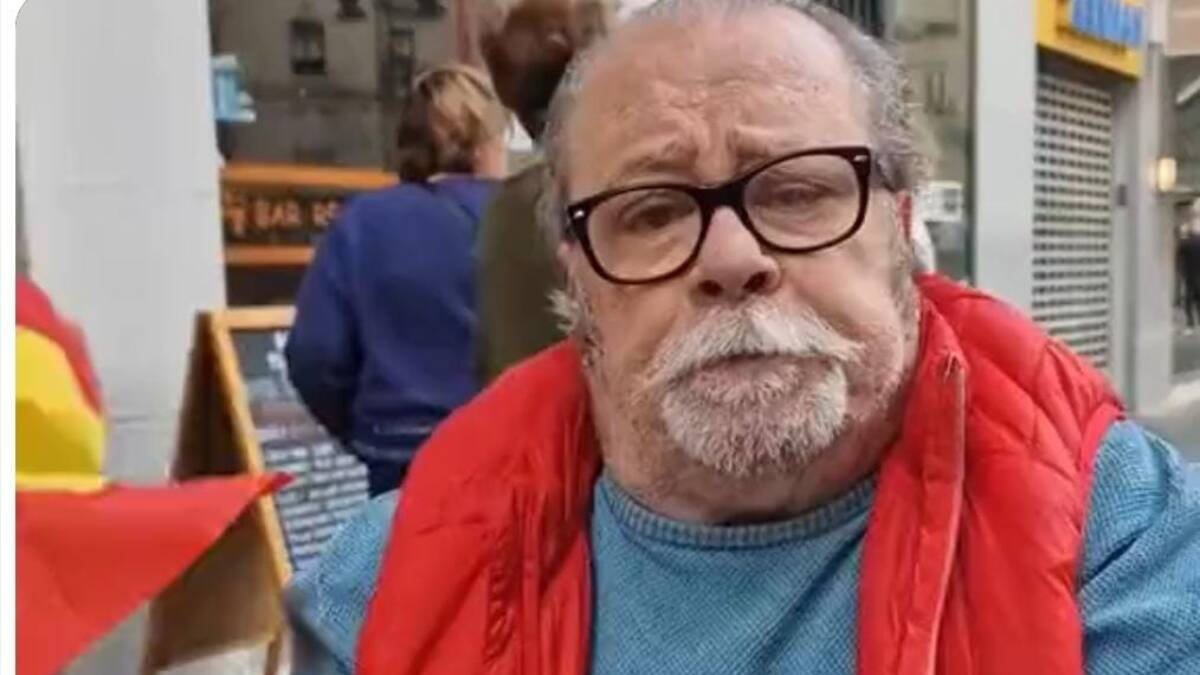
602, 139, 699, 189
592, 128, 826, 192
726, 126, 814, 169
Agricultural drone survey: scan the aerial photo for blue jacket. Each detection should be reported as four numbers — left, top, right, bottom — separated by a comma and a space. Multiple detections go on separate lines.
287, 177, 496, 449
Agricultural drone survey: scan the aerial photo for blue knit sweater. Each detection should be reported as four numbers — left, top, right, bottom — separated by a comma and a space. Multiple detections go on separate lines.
286, 421, 1200, 674
287, 178, 496, 449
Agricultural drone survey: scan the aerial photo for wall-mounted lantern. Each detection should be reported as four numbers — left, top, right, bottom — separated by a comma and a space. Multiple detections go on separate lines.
1157, 157, 1179, 193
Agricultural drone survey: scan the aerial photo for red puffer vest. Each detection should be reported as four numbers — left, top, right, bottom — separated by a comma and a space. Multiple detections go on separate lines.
358, 275, 1122, 675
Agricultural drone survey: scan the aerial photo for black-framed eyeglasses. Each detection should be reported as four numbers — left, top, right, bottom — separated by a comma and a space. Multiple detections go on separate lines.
564, 145, 878, 285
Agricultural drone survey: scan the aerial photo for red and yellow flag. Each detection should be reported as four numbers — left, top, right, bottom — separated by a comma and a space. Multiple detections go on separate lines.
16, 279, 105, 491
15, 278, 284, 675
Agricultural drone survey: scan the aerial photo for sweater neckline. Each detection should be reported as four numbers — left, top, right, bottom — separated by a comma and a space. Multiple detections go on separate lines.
596, 471, 875, 550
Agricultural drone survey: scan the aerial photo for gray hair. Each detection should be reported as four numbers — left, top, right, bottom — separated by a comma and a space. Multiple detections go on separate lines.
537, 0, 932, 249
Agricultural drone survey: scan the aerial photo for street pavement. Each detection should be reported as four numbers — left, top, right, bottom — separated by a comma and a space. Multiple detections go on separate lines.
1175, 330, 1200, 378
1139, 387, 1200, 461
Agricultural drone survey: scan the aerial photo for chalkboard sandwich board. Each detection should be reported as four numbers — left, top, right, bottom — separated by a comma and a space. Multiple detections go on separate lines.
143, 307, 369, 674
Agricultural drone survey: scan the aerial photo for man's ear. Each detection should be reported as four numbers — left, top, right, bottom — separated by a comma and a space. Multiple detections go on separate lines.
550, 241, 589, 337
556, 241, 574, 272
478, 25, 506, 81
476, 1, 509, 36
477, 2, 515, 90
555, 240, 587, 289
895, 191, 914, 239
568, 0, 615, 46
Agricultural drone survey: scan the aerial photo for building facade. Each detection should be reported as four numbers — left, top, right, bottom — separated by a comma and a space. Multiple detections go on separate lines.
1163, 0, 1200, 384
973, 0, 1200, 412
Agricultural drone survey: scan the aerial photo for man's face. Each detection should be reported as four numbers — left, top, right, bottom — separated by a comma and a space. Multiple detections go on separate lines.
559, 8, 918, 479
481, 0, 611, 138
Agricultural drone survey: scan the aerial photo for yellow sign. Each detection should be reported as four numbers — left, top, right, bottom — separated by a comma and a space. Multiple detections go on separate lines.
1036, 0, 1144, 78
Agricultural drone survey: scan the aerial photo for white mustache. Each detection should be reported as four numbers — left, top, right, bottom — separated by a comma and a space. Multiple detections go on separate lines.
646, 302, 862, 388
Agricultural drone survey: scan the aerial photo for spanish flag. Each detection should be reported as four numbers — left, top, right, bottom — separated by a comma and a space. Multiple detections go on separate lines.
16, 278, 284, 675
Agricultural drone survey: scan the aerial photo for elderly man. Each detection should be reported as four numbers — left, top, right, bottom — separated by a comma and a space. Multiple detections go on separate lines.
287, 2, 1200, 674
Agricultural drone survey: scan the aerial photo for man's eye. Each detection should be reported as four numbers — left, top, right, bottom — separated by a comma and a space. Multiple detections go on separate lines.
624, 203, 688, 231
760, 181, 831, 204
612, 193, 694, 232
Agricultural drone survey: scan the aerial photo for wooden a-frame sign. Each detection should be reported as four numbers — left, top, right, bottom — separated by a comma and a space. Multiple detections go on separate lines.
142, 308, 297, 674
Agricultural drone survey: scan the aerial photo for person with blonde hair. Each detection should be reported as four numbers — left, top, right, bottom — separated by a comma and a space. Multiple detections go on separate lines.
288, 63, 508, 496
394, 64, 509, 182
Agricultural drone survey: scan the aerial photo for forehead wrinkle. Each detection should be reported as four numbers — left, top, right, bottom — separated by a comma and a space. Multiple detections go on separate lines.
572, 78, 858, 193
563, 6, 871, 194
569, 82, 711, 190
604, 137, 702, 189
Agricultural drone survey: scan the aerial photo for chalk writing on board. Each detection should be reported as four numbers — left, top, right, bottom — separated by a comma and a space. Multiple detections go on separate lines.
232, 326, 369, 572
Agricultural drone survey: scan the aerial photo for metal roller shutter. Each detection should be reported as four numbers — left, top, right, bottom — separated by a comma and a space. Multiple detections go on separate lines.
1033, 72, 1114, 369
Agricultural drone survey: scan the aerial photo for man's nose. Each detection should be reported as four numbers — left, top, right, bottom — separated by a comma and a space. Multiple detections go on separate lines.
691, 207, 782, 302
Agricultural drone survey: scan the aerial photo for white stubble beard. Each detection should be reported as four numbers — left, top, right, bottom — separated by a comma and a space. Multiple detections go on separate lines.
552, 253, 917, 488
639, 301, 862, 479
